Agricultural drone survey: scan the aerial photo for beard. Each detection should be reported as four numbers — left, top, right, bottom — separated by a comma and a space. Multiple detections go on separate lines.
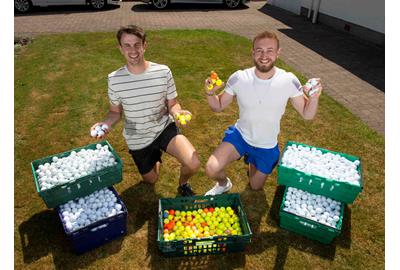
254, 58, 275, 73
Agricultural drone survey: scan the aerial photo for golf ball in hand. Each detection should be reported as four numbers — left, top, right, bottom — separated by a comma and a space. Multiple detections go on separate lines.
305, 79, 319, 97
90, 124, 109, 138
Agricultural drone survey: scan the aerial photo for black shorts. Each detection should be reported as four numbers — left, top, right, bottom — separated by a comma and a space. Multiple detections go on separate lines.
129, 122, 180, 175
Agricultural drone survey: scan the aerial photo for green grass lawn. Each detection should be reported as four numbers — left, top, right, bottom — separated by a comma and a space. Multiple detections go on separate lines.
14, 30, 384, 269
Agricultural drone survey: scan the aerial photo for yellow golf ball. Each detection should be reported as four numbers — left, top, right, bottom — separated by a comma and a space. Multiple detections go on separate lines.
215, 79, 222, 86
184, 114, 191, 121
207, 84, 214, 90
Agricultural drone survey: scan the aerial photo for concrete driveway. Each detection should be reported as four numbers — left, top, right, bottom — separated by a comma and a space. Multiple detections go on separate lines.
15, 1, 384, 135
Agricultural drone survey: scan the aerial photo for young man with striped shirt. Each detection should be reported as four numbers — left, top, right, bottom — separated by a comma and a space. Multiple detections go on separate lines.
91, 25, 200, 196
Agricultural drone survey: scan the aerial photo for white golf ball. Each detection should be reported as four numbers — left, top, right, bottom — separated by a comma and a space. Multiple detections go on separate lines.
90, 129, 98, 137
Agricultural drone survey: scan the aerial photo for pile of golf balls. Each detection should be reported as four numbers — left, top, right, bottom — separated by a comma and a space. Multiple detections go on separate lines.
283, 187, 341, 228
90, 124, 109, 138
281, 144, 361, 185
59, 188, 123, 232
35, 144, 117, 191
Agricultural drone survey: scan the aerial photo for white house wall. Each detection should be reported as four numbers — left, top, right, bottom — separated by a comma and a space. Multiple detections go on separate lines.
318, 0, 384, 33
268, 0, 302, 14
270, 0, 384, 34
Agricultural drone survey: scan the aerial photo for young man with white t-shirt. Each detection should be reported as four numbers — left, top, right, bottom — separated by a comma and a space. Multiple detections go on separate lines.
204, 31, 322, 195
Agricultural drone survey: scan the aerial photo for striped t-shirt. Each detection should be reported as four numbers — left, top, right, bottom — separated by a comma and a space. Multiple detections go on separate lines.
107, 62, 177, 150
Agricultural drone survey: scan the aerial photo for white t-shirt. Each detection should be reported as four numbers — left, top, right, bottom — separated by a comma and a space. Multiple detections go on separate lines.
224, 67, 303, 148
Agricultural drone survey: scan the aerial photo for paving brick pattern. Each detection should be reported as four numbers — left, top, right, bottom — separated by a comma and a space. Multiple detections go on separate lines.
15, 1, 385, 135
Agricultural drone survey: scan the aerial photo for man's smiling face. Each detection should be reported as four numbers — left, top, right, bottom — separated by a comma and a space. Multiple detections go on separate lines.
252, 37, 281, 73
119, 33, 147, 67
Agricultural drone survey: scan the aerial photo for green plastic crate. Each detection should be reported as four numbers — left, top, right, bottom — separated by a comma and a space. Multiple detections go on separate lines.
157, 193, 252, 257
277, 141, 363, 204
279, 186, 344, 244
31, 140, 123, 208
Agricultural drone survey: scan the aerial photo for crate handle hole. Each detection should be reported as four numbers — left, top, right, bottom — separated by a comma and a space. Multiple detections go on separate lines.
91, 223, 108, 232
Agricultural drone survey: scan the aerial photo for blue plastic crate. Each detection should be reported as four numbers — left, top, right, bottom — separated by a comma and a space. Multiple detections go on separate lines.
57, 186, 128, 254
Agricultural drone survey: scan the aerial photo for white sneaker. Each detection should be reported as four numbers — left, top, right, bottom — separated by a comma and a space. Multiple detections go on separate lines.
205, 177, 233, 196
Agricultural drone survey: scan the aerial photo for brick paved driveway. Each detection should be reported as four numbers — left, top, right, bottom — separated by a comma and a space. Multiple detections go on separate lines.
15, 1, 385, 135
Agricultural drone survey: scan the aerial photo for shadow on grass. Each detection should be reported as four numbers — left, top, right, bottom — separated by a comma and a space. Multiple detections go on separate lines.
149, 250, 246, 270
119, 181, 161, 235
18, 209, 124, 269
244, 185, 353, 270
240, 183, 268, 235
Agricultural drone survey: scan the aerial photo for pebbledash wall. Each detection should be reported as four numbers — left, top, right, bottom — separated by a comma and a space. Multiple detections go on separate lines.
267, 0, 384, 46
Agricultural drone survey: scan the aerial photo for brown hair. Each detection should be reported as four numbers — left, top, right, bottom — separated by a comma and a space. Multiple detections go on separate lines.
117, 25, 146, 45
252, 31, 280, 48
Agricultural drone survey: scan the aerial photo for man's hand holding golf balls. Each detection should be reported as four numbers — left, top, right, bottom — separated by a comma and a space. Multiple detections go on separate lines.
204, 71, 225, 96
203, 70, 234, 114
303, 78, 322, 99
90, 122, 111, 139
173, 110, 193, 126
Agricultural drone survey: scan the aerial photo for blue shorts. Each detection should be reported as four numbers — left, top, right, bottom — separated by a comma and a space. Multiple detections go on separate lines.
222, 126, 280, 175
